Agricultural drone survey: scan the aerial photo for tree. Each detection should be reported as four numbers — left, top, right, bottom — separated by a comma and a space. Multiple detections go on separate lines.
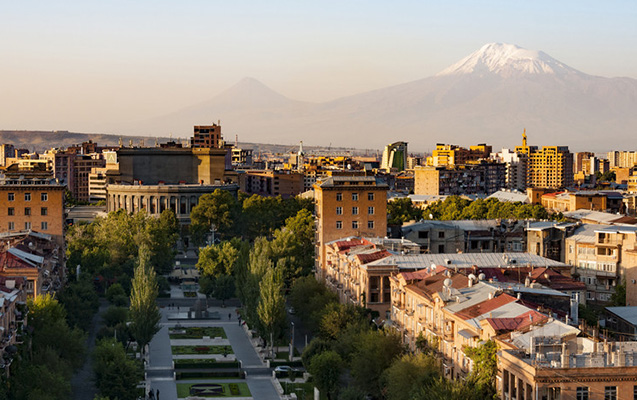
382, 353, 441, 400
319, 303, 366, 341
350, 330, 405, 397
464, 340, 499, 399
611, 280, 627, 306
214, 274, 235, 306
289, 276, 338, 332
257, 266, 286, 350
57, 278, 99, 331
412, 377, 477, 400
93, 338, 141, 400
190, 189, 240, 244
308, 351, 343, 399
129, 245, 161, 357
388, 198, 423, 225
197, 241, 239, 277
301, 338, 333, 369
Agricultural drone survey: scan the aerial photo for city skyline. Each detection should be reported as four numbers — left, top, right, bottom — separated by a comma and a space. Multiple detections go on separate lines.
2, 1, 636, 135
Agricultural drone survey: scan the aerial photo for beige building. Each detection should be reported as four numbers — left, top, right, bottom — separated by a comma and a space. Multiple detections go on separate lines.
541, 191, 608, 213
516, 131, 573, 189
106, 183, 238, 226
314, 176, 388, 278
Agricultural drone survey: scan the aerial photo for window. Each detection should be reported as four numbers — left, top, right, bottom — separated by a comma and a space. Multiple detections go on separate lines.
8, 193, 14, 201
24, 207, 31, 216
24, 193, 31, 201
24, 222, 31, 230
633, 385, 637, 400
352, 193, 359, 201
352, 207, 359, 215
336, 207, 343, 215
368, 206, 374, 215
438, 244, 445, 253
368, 221, 374, 229
352, 221, 359, 229
336, 221, 342, 229
41, 207, 48, 216
368, 193, 374, 201
605, 386, 617, 400
8, 222, 14, 231
7, 207, 14, 216
336, 193, 342, 201
438, 231, 445, 239
418, 231, 429, 239
41, 192, 48, 201
576, 387, 589, 400
41, 221, 48, 230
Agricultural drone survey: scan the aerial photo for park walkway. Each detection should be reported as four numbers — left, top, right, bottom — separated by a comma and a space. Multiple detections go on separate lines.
147, 305, 282, 400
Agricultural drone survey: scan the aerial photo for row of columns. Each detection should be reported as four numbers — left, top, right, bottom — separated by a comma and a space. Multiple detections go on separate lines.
108, 194, 200, 215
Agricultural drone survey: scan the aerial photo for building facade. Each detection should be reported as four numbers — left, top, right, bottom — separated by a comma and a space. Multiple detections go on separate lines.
314, 176, 388, 278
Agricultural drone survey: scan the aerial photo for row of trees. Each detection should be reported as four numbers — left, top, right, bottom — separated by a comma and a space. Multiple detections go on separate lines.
196, 206, 315, 347
389, 196, 556, 223
289, 278, 499, 400
0, 295, 87, 399
66, 209, 179, 286
189, 189, 314, 245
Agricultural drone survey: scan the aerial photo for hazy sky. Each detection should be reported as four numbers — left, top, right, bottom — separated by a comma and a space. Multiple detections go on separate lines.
2, 0, 636, 133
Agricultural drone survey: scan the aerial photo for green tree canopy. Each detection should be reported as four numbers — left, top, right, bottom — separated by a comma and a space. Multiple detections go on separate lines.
197, 241, 239, 277
190, 189, 240, 244
257, 266, 287, 343
349, 330, 405, 397
93, 338, 142, 400
382, 353, 441, 400
308, 350, 343, 400
129, 245, 161, 356
388, 198, 423, 225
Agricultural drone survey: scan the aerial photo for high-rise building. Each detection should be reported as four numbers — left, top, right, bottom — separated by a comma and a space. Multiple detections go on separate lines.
428, 143, 492, 167
381, 142, 408, 172
413, 162, 506, 196
607, 151, 637, 169
515, 130, 573, 189
314, 176, 388, 279
191, 123, 223, 149
0, 144, 15, 167
491, 148, 528, 191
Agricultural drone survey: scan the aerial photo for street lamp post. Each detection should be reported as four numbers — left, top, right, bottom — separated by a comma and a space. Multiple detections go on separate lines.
289, 322, 295, 362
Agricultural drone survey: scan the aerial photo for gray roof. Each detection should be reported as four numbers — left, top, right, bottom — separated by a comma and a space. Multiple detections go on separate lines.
527, 221, 578, 231
487, 190, 530, 204
606, 306, 637, 325
365, 252, 569, 270
595, 225, 637, 234
563, 210, 625, 224
402, 219, 500, 234
566, 224, 607, 244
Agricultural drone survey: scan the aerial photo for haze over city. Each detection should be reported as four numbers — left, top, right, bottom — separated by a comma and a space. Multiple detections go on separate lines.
2, 0, 636, 151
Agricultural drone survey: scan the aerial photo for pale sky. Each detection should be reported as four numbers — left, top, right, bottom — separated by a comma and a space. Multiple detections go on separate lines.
1, 0, 636, 133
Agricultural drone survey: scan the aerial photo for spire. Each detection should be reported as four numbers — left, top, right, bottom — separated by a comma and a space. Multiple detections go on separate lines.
522, 128, 527, 148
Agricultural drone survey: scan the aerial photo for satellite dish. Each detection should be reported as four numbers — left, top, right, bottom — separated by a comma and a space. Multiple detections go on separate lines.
443, 278, 453, 287
478, 273, 486, 281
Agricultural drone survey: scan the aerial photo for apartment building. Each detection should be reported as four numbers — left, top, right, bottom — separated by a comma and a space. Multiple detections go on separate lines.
401, 220, 525, 254
516, 131, 573, 189
240, 170, 304, 198
0, 144, 15, 167
314, 176, 388, 277
541, 191, 608, 213
380, 141, 408, 172
0, 169, 65, 246
427, 143, 492, 167
413, 162, 506, 196
191, 123, 223, 149
608, 150, 637, 169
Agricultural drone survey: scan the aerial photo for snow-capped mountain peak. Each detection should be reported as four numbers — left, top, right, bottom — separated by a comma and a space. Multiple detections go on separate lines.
436, 43, 581, 77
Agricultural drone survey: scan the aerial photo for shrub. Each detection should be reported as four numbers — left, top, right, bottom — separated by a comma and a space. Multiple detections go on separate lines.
229, 383, 240, 395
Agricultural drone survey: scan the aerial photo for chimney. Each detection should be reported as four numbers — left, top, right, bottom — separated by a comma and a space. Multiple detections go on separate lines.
561, 342, 569, 368
517, 292, 521, 300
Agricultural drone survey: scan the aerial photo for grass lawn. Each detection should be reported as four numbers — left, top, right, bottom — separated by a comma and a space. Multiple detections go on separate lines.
170, 327, 227, 339
176, 382, 251, 398
282, 382, 326, 400
172, 345, 233, 355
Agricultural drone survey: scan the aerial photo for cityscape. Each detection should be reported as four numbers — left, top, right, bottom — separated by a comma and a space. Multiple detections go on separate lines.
2, 2, 637, 400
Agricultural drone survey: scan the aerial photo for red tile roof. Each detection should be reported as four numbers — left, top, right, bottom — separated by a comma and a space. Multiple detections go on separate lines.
455, 293, 517, 320
355, 250, 391, 264
484, 310, 547, 332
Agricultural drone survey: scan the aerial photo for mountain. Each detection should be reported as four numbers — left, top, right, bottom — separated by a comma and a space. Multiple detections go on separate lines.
121, 43, 637, 152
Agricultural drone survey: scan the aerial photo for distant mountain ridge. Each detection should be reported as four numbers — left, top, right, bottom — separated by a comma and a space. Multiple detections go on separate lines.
116, 43, 637, 152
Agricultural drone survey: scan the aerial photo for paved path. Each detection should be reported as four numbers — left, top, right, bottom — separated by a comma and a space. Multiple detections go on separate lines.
70, 299, 109, 400
147, 306, 282, 400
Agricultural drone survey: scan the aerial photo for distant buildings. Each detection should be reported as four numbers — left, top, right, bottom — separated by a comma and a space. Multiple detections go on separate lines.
413, 162, 506, 196
381, 141, 408, 172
